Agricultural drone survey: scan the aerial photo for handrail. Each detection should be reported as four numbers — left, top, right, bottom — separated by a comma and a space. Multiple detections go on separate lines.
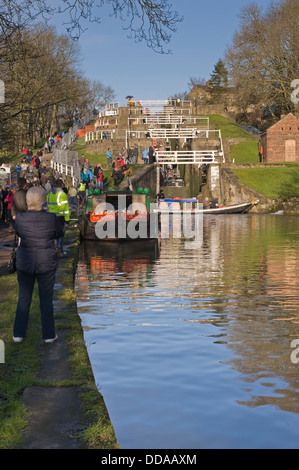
149, 128, 198, 138
156, 150, 223, 165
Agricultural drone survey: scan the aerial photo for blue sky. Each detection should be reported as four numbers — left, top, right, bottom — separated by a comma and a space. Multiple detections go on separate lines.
55, 0, 273, 106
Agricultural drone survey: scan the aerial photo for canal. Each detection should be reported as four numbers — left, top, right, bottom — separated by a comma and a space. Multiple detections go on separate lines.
75, 214, 299, 449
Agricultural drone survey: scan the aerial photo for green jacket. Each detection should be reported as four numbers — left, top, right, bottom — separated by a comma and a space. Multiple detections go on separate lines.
47, 189, 70, 222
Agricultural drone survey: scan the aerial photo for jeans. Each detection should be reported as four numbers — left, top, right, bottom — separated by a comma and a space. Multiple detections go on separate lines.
70, 196, 77, 208
56, 217, 65, 251
14, 270, 56, 340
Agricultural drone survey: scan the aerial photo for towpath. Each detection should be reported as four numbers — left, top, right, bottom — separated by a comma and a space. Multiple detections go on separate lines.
0, 201, 87, 449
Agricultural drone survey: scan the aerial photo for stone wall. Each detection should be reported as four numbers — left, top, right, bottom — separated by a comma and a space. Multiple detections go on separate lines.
218, 166, 275, 212
86, 136, 153, 162
119, 164, 157, 197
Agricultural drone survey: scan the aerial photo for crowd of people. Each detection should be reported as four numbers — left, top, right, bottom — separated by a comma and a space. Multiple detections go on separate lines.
78, 144, 149, 193
1, 147, 71, 345
1, 144, 71, 256
1, 140, 161, 238
2, 137, 163, 345
2, 140, 162, 234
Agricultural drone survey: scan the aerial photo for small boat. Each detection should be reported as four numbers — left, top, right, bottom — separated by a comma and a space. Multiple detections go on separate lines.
78, 189, 158, 241
153, 198, 259, 215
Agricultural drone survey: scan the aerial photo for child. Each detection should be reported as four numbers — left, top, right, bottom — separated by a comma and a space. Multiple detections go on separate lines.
97, 170, 104, 192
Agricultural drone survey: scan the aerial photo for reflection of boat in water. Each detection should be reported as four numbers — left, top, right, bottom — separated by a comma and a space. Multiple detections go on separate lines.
154, 199, 259, 215
79, 239, 160, 275
78, 189, 158, 241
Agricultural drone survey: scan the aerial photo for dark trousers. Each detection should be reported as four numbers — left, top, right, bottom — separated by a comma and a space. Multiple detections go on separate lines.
14, 270, 56, 340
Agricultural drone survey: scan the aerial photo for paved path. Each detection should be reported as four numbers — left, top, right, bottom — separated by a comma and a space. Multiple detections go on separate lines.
21, 229, 87, 449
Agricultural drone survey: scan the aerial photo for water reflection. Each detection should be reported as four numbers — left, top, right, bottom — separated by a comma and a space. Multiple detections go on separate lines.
76, 214, 299, 448
77, 240, 160, 299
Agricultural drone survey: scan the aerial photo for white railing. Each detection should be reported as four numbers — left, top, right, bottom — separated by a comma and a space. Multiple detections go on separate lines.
149, 128, 198, 139
129, 107, 191, 116
139, 99, 192, 107
129, 116, 185, 125
127, 130, 149, 139
96, 118, 118, 127
51, 160, 80, 186
105, 102, 119, 110
86, 130, 115, 142
139, 100, 169, 107
128, 115, 209, 127
156, 150, 224, 165
99, 109, 119, 118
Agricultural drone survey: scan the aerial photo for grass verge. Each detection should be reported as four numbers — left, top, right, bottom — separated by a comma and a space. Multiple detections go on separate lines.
230, 141, 259, 163
233, 166, 299, 199
207, 114, 256, 139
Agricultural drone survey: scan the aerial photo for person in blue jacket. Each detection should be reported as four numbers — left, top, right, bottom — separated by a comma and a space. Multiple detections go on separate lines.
81, 166, 93, 184
13, 186, 64, 344
15, 163, 21, 179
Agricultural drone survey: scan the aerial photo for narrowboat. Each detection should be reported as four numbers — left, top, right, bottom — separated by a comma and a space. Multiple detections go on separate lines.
78, 189, 158, 241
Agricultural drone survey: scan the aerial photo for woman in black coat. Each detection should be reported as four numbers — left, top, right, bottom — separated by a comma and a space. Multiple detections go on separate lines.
13, 186, 64, 343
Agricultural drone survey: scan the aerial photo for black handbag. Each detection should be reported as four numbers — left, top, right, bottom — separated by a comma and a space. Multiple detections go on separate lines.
7, 236, 17, 274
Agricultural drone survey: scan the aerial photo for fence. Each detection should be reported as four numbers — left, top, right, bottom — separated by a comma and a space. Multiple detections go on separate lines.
51, 109, 97, 186
149, 128, 198, 139
156, 150, 223, 165
51, 150, 81, 185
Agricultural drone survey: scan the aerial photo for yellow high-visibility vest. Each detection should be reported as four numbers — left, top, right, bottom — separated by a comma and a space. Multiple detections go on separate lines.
47, 189, 70, 222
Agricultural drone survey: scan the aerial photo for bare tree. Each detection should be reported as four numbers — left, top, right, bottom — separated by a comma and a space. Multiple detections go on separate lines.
225, 0, 299, 124
0, 25, 114, 152
187, 76, 206, 90
0, 0, 183, 53
86, 80, 116, 110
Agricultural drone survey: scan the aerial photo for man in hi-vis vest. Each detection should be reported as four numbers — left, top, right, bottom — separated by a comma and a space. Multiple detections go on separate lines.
47, 178, 70, 258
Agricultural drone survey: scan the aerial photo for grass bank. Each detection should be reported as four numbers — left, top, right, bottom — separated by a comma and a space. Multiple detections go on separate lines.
230, 141, 259, 163
207, 114, 256, 140
0, 228, 119, 449
233, 165, 299, 199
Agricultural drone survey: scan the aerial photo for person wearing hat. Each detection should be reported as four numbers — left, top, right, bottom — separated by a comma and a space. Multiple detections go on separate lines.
46, 178, 70, 257
13, 186, 64, 343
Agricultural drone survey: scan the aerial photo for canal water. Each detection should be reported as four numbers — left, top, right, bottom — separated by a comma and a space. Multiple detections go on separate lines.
75, 214, 299, 449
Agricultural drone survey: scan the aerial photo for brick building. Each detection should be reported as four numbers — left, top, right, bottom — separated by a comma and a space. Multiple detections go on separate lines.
259, 113, 299, 162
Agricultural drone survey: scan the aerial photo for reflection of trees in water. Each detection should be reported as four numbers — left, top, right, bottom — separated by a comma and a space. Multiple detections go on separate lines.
76, 216, 299, 414
174, 215, 299, 415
